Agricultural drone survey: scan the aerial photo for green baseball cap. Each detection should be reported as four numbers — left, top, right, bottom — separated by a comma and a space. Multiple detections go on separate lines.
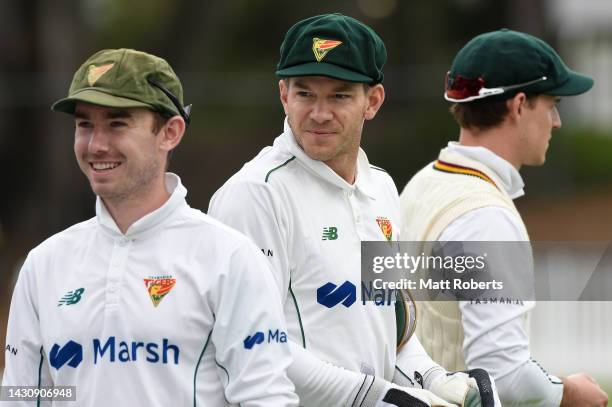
276, 13, 386, 84
445, 29, 594, 103
52, 48, 191, 123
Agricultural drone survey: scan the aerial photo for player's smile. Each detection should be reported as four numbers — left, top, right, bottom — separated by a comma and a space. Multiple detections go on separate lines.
74, 103, 167, 204
279, 76, 384, 182
304, 128, 338, 138
91, 161, 121, 170
90, 161, 122, 172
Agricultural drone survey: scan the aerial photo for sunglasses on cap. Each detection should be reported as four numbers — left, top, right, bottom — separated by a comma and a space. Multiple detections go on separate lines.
444, 73, 548, 103
147, 76, 192, 125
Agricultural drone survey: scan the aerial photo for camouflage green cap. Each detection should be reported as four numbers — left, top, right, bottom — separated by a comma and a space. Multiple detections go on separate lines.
276, 13, 386, 84
445, 29, 594, 103
52, 48, 191, 123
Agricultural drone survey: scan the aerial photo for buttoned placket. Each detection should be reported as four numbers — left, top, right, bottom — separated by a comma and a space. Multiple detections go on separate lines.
346, 188, 367, 240
105, 235, 132, 309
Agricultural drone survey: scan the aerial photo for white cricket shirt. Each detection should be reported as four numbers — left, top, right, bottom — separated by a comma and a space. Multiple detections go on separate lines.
3, 173, 298, 407
209, 119, 403, 405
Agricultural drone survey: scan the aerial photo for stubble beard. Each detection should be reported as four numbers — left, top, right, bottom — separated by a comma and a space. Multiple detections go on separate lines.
289, 117, 353, 163
93, 155, 162, 206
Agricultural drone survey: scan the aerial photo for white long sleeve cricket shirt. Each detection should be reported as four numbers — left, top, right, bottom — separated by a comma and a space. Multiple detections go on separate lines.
209, 120, 441, 406
3, 173, 298, 407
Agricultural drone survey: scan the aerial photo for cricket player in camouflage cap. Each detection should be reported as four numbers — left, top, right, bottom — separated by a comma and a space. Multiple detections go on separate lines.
3, 48, 299, 406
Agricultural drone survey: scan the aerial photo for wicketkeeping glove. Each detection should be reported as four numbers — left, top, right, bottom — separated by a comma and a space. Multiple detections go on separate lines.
378, 383, 456, 407
429, 369, 499, 407
357, 377, 456, 407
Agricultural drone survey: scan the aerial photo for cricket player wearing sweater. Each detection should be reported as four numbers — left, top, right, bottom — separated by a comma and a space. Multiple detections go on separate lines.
3, 49, 298, 407
400, 29, 607, 407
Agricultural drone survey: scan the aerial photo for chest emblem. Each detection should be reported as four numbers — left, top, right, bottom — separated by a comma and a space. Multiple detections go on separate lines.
322, 226, 339, 240
144, 276, 176, 307
58, 287, 85, 306
376, 217, 393, 241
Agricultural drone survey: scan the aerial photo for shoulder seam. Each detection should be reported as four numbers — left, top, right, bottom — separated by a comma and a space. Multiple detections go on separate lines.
265, 156, 296, 183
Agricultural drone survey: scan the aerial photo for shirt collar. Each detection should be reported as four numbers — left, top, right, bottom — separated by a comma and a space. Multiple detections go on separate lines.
96, 173, 188, 237
446, 142, 525, 199
279, 118, 377, 199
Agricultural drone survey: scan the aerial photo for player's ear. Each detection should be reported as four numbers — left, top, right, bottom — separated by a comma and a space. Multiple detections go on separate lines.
158, 115, 185, 153
506, 92, 528, 122
279, 79, 290, 115
364, 83, 385, 121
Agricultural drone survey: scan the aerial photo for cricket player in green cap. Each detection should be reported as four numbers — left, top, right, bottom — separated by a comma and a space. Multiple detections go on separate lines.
2, 48, 299, 406
210, 13, 500, 407
400, 29, 608, 406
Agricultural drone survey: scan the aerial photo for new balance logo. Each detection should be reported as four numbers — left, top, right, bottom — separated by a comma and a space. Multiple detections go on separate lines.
244, 330, 287, 349
50, 340, 83, 370
322, 226, 338, 240
58, 288, 85, 306
317, 281, 356, 308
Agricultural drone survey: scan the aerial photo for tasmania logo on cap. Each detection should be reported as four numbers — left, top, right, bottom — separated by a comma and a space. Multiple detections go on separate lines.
144, 275, 176, 307
312, 38, 343, 62
87, 63, 114, 86
376, 217, 393, 242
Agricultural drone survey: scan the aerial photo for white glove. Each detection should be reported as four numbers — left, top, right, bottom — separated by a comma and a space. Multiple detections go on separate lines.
376, 382, 457, 407
430, 372, 478, 406
429, 369, 501, 407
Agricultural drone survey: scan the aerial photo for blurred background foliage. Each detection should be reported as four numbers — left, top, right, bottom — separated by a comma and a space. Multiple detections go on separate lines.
0, 0, 611, 387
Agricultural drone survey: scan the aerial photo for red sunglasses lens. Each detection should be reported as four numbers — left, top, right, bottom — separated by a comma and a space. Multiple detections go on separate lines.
445, 73, 485, 100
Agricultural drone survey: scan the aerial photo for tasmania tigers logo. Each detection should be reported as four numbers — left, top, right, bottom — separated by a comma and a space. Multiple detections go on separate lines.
376, 217, 393, 242
144, 276, 176, 307
87, 63, 114, 86
312, 38, 343, 62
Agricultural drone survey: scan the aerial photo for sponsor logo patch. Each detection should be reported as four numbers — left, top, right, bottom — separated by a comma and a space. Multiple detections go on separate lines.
260, 248, 274, 257
5, 344, 17, 356
50, 337, 180, 369
317, 281, 356, 308
244, 330, 287, 349
144, 275, 176, 307
244, 332, 265, 349
312, 38, 343, 62
50, 340, 83, 370
93, 337, 179, 364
